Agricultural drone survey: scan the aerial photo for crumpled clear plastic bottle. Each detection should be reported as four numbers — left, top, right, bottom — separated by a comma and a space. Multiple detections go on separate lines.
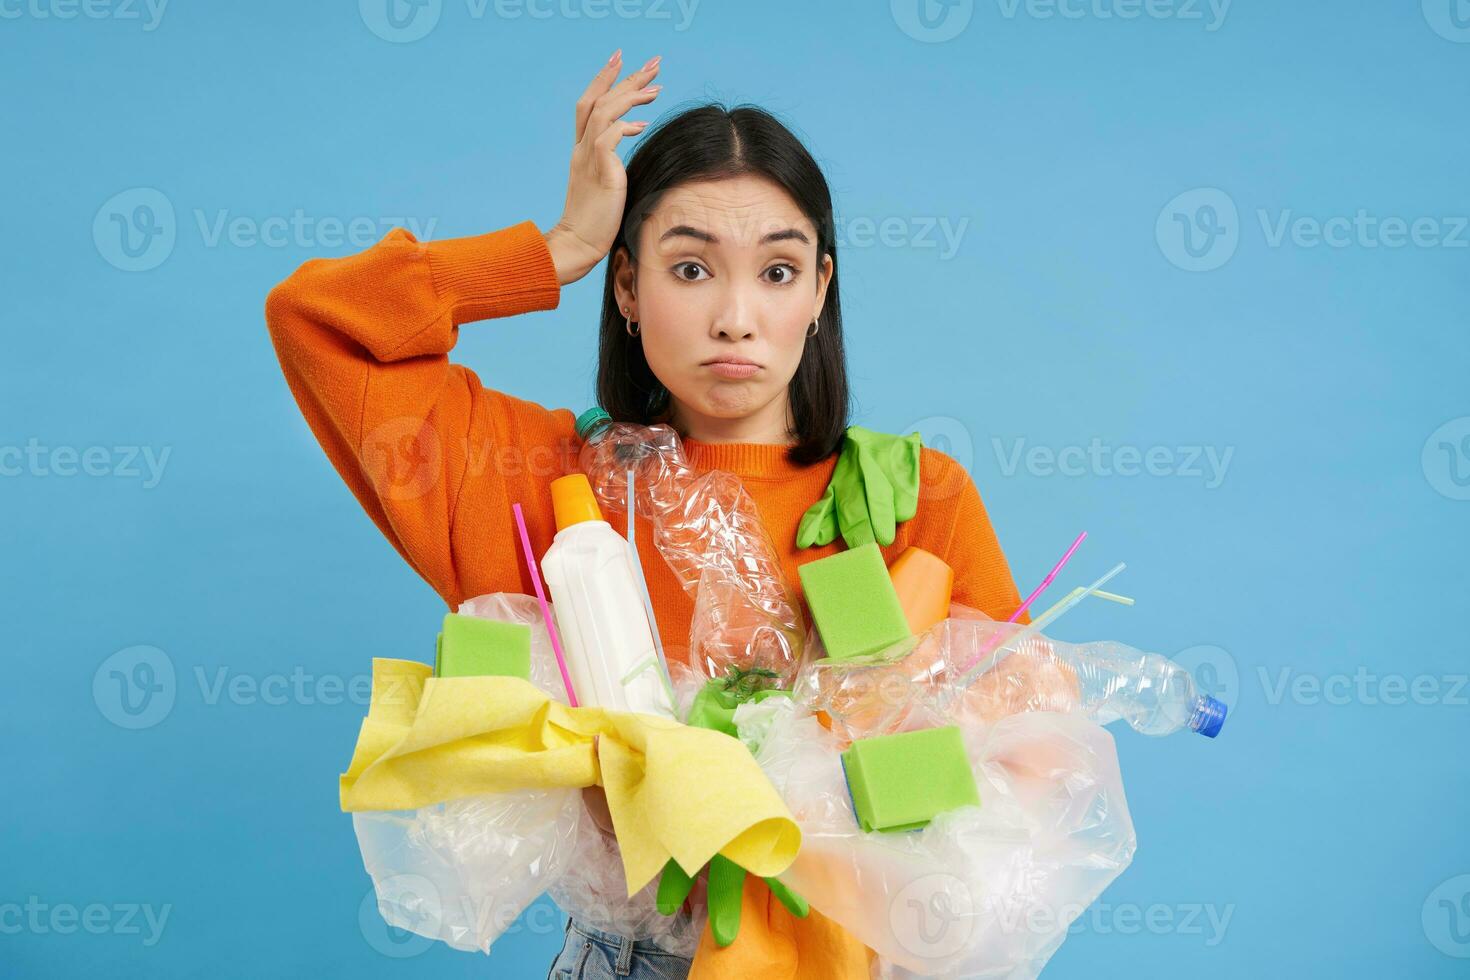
574, 408, 805, 687
947, 617, 1229, 738
797, 609, 1228, 742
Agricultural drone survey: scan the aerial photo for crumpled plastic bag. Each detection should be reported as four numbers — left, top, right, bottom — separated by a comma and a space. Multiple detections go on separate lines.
734, 696, 1136, 978
547, 799, 706, 958
351, 593, 721, 956
353, 593, 585, 952
353, 787, 582, 953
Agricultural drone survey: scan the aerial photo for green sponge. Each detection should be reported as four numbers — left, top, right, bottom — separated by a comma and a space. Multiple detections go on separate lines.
842, 725, 980, 833
797, 542, 912, 661
434, 613, 531, 680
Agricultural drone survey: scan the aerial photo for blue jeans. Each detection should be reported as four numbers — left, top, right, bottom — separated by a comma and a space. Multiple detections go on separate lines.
546, 916, 693, 980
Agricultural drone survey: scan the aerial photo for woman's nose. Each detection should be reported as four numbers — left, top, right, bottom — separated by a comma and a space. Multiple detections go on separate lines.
713, 321, 755, 341
709, 287, 758, 340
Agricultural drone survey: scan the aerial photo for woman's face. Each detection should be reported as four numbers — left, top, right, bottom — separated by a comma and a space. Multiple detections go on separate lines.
614, 175, 833, 440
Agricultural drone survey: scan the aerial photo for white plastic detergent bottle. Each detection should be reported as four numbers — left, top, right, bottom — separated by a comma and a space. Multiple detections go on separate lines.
539, 472, 676, 719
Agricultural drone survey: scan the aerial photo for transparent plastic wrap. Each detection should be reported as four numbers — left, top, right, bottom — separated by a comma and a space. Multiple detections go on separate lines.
353, 787, 582, 954
796, 606, 1227, 744
353, 592, 588, 952
577, 414, 805, 686
546, 802, 706, 958
734, 696, 1137, 979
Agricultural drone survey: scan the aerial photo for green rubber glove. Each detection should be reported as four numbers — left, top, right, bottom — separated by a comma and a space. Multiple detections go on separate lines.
797, 425, 923, 550
656, 854, 809, 946
685, 670, 790, 738
655, 672, 810, 946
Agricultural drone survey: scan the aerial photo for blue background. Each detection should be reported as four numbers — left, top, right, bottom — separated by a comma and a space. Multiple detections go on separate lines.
4, 1, 1468, 976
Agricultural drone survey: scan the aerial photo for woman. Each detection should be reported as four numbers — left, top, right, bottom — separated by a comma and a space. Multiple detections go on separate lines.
266, 49, 1025, 980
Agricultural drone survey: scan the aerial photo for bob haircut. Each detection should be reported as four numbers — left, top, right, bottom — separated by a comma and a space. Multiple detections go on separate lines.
595, 102, 849, 466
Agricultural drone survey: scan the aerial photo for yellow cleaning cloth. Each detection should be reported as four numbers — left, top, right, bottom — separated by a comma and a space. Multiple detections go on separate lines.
339, 658, 801, 896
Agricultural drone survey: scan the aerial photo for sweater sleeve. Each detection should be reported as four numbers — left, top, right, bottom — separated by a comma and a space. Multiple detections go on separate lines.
264, 220, 568, 605
932, 456, 1028, 624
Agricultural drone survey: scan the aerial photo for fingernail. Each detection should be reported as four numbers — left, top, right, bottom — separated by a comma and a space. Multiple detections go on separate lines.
642, 55, 660, 71
608, 48, 621, 66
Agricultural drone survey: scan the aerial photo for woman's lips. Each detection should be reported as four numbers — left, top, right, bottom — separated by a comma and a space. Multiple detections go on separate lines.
704, 360, 761, 379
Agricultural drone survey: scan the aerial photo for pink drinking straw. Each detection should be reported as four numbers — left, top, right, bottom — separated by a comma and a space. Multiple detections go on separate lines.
1008, 530, 1087, 623
511, 502, 578, 707
952, 530, 1089, 678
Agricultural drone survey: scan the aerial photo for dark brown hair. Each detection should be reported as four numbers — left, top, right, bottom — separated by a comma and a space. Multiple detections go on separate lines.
595, 102, 849, 466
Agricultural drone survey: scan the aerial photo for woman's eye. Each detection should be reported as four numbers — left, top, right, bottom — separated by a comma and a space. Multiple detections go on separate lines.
765, 263, 800, 285
672, 262, 800, 284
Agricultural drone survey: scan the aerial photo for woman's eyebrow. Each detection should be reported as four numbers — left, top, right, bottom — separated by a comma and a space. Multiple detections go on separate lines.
658, 224, 811, 246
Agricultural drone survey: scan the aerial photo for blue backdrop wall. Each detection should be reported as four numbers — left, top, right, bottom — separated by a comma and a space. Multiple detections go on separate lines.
4, 1, 1468, 976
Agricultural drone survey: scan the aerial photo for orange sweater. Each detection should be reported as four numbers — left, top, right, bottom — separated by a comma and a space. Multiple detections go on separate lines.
264, 220, 1024, 654
265, 219, 1026, 977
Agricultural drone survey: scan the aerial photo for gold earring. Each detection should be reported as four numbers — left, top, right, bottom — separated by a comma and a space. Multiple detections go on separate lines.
623, 307, 639, 338
806, 315, 820, 338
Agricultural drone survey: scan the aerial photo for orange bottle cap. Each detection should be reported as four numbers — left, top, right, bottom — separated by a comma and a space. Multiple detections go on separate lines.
550, 473, 604, 531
